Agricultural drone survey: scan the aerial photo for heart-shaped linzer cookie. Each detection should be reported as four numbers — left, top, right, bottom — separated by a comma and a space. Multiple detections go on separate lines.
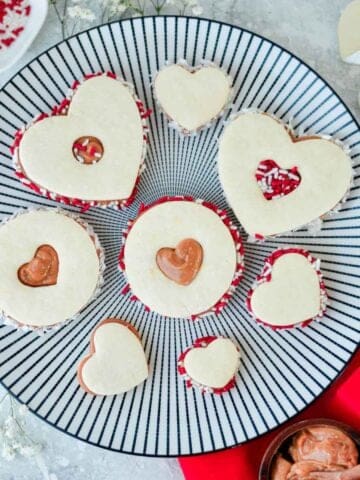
247, 248, 327, 328
18, 244, 59, 287
77, 318, 148, 396
15, 74, 147, 206
218, 112, 353, 237
255, 159, 301, 200
178, 337, 240, 392
154, 63, 232, 133
156, 238, 203, 285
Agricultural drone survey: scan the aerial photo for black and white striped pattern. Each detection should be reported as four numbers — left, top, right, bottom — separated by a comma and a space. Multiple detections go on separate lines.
0, 16, 359, 456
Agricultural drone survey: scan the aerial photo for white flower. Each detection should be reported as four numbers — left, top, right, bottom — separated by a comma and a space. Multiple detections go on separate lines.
2, 444, 15, 461
192, 5, 203, 15
67, 5, 96, 22
18, 404, 28, 417
109, 2, 127, 16
19, 443, 42, 458
3, 417, 18, 439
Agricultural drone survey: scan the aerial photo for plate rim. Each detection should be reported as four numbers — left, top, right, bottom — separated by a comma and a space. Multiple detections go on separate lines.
0, 14, 359, 457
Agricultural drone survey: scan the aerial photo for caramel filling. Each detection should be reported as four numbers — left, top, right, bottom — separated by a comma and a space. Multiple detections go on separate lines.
18, 244, 59, 287
156, 238, 203, 286
72, 136, 104, 165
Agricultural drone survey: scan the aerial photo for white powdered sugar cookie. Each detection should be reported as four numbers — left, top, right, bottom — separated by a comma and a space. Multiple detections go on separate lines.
0, 208, 104, 330
12, 72, 150, 210
178, 336, 240, 394
338, 0, 360, 65
218, 111, 353, 238
246, 248, 327, 329
154, 61, 232, 134
77, 318, 148, 396
119, 197, 244, 319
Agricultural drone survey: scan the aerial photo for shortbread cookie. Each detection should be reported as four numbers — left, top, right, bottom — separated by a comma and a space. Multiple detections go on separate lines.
218, 111, 353, 238
77, 318, 148, 396
119, 197, 244, 319
246, 248, 327, 329
154, 62, 232, 134
0, 208, 104, 330
178, 336, 240, 394
338, 0, 360, 65
12, 72, 150, 211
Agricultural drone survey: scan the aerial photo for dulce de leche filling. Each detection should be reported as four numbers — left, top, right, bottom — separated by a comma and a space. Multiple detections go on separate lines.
156, 238, 203, 286
18, 244, 59, 287
271, 426, 359, 480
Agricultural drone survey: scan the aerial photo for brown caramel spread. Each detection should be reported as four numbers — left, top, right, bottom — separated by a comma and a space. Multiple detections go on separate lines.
290, 427, 358, 468
18, 244, 59, 287
271, 426, 359, 480
72, 136, 104, 165
156, 238, 203, 286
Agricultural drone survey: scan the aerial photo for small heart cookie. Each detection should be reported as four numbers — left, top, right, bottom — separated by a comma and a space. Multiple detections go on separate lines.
154, 62, 232, 134
18, 244, 59, 287
178, 336, 240, 394
77, 318, 148, 396
156, 238, 203, 285
246, 248, 327, 329
13, 73, 149, 210
119, 197, 244, 319
218, 111, 353, 237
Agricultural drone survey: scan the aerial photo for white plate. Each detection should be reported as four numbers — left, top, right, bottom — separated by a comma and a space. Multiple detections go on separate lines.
0, 16, 359, 456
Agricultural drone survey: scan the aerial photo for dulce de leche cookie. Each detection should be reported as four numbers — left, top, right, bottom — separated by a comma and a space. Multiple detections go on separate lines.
12, 72, 150, 210
0, 208, 104, 330
118, 197, 244, 319
154, 62, 232, 134
178, 336, 240, 394
77, 318, 148, 396
218, 111, 352, 238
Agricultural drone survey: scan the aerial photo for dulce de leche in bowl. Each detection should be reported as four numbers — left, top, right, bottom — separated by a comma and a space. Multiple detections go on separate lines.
259, 419, 360, 480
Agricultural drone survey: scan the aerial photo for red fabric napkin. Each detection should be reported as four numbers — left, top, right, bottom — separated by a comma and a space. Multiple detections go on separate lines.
179, 350, 360, 480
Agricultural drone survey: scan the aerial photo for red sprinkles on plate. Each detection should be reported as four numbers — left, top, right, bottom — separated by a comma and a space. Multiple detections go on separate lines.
177, 336, 239, 394
0, 0, 31, 50
255, 159, 301, 200
246, 247, 328, 330
10, 72, 151, 212
118, 196, 245, 320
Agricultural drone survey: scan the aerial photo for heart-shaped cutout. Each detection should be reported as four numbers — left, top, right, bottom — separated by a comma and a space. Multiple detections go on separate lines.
154, 63, 232, 133
156, 238, 203, 286
218, 112, 352, 237
15, 74, 147, 207
18, 244, 59, 287
178, 337, 240, 393
247, 248, 327, 328
77, 318, 148, 396
255, 159, 301, 200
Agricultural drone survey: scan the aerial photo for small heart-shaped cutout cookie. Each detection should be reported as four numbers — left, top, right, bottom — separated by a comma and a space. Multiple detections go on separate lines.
247, 248, 327, 329
18, 244, 59, 287
14, 73, 148, 209
156, 238, 203, 285
77, 318, 148, 396
218, 112, 353, 237
154, 63, 232, 133
178, 337, 240, 393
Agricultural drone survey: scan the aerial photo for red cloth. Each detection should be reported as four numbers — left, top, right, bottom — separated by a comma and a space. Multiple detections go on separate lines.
179, 350, 360, 480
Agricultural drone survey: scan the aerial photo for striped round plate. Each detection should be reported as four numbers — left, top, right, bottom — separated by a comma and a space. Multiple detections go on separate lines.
0, 16, 359, 456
